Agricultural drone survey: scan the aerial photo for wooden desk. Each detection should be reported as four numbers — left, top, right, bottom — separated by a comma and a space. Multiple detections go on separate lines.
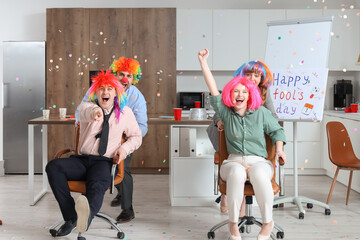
28, 116, 75, 206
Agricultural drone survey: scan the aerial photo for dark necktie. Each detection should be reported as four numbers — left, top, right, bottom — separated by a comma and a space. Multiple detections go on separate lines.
95, 106, 114, 156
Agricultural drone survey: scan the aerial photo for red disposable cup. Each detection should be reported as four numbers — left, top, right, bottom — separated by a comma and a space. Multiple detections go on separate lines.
173, 108, 182, 121
345, 107, 351, 113
351, 104, 358, 113
194, 101, 201, 108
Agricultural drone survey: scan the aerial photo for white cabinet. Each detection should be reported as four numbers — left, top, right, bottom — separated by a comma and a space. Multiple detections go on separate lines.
170, 125, 217, 206
283, 121, 322, 172
212, 10, 249, 70
286, 9, 323, 19
177, 9, 213, 70
323, 9, 360, 71
249, 10, 286, 61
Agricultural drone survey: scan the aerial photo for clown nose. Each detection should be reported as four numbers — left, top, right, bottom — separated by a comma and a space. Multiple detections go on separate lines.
122, 77, 128, 83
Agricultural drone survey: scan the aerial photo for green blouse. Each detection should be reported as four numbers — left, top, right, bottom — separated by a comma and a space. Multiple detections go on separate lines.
210, 94, 286, 158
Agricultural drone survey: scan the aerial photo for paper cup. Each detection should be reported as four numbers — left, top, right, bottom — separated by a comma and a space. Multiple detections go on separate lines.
351, 104, 358, 113
43, 109, 50, 120
194, 101, 201, 108
59, 108, 67, 119
173, 108, 182, 121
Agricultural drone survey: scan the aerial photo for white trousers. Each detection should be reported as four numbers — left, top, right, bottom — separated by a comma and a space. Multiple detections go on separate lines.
220, 154, 274, 223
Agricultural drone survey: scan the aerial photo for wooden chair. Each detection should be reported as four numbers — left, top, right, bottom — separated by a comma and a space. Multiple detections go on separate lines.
207, 130, 285, 239
49, 127, 126, 240
326, 121, 360, 205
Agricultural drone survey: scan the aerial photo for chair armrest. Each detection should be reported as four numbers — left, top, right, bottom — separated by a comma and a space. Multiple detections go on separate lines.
278, 157, 285, 196
54, 149, 73, 159
110, 154, 120, 194
214, 152, 220, 165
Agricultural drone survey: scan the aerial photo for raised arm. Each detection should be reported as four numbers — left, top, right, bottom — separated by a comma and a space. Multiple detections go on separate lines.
198, 49, 220, 96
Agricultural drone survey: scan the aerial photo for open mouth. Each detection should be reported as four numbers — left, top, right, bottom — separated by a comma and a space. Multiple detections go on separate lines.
102, 97, 110, 103
236, 99, 244, 104
121, 83, 128, 89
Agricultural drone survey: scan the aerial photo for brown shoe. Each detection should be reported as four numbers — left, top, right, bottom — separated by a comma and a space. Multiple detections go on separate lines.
116, 208, 135, 223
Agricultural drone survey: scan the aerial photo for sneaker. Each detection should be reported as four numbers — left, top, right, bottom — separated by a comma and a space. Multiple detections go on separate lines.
55, 220, 76, 237
75, 195, 90, 233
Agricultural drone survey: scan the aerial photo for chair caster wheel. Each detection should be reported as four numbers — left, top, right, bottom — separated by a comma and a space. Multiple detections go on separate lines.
277, 231, 284, 239
325, 209, 331, 215
273, 204, 279, 208
117, 232, 125, 239
299, 212, 304, 219
307, 203, 313, 209
78, 236, 86, 240
207, 231, 215, 239
49, 229, 57, 237
240, 226, 245, 233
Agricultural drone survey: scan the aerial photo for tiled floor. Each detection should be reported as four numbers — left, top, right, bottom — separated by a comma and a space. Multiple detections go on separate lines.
0, 174, 359, 240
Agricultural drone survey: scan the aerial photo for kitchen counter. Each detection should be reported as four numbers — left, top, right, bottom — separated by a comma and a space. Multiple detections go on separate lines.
324, 110, 360, 121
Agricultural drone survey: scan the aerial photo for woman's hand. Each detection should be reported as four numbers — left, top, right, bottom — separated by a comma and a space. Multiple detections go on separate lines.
198, 49, 209, 63
217, 120, 224, 131
276, 149, 286, 165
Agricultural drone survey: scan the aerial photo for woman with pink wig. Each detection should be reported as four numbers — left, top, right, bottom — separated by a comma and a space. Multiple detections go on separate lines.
198, 49, 286, 240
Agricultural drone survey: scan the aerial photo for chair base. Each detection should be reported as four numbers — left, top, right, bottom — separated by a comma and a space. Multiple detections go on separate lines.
273, 195, 331, 219
49, 212, 125, 239
207, 216, 284, 239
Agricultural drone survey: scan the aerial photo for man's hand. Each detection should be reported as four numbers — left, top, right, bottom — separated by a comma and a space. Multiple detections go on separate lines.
217, 120, 224, 131
92, 107, 103, 121
113, 148, 127, 164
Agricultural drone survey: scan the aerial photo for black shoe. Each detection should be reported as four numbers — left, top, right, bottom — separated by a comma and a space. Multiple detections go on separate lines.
111, 194, 122, 207
116, 208, 135, 223
55, 220, 76, 237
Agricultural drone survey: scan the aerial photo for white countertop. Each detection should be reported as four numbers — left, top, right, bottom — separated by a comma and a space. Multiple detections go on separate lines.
324, 110, 360, 121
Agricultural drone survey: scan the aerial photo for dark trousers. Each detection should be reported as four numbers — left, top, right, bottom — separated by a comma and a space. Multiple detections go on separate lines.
46, 155, 113, 224
115, 154, 133, 210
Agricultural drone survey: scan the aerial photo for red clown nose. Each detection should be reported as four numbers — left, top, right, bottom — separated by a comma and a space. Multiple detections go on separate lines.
122, 77, 128, 83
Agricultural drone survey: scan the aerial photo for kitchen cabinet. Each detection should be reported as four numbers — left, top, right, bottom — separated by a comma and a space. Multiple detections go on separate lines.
212, 10, 249, 70
177, 9, 213, 70
249, 9, 286, 61
170, 125, 217, 206
46, 8, 176, 172
323, 9, 360, 71
283, 121, 322, 173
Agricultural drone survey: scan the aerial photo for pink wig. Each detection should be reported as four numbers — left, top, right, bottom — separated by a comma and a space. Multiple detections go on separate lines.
222, 76, 263, 111
88, 70, 127, 122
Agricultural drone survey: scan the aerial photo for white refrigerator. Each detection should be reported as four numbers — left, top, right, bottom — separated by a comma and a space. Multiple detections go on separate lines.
3, 41, 46, 173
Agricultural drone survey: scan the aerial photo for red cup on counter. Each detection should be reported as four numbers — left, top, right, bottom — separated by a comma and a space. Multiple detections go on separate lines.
345, 107, 352, 113
194, 101, 201, 108
173, 108, 182, 121
351, 104, 358, 113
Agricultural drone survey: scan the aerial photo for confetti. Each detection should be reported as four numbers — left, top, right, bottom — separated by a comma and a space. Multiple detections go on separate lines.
342, 68, 347, 72
333, 220, 337, 224
300, 167, 304, 171
343, 15, 348, 19
178, 31, 182, 34
165, 136, 168, 138
158, 169, 162, 172
267, 0, 271, 4
344, 142, 346, 147
16, 77, 19, 81
179, 72, 183, 75
350, 5, 354, 9
293, 52, 296, 55
330, 32, 334, 36
69, 54, 72, 57
28, 89, 32, 92
299, 60, 304, 65
40, 107, 43, 110
163, 160, 166, 163
305, 159, 309, 164
332, 166, 336, 170
72, 102, 75, 105
53, 105, 56, 108
50, 59, 53, 63
354, 128, 357, 132
144, 59, 147, 63
278, 36, 282, 40
134, 55, 137, 59
100, 31, 103, 35
157, 93, 160, 97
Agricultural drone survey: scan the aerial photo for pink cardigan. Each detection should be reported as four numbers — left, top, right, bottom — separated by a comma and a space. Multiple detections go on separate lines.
78, 102, 142, 158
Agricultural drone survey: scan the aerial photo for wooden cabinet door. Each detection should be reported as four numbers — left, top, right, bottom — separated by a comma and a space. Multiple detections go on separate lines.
89, 9, 133, 71
131, 124, 170, 173
46, 8, 90, 160
132, 8, 177, 115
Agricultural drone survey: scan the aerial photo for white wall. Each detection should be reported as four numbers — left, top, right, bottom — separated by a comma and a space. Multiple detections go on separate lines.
0, 0, 359, 175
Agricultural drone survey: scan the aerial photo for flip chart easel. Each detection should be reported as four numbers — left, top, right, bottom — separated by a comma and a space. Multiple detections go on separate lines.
265, 16, 333, 219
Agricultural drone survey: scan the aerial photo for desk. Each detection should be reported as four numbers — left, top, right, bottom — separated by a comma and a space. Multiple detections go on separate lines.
28, 116, 75, 206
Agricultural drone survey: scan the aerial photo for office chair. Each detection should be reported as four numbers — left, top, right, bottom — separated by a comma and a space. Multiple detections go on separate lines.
49, 127, 126, 240
326, 121, 360, 205
208, 130, 285, 239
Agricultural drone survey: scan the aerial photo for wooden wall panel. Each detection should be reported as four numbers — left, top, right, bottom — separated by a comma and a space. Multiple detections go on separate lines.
131, 8, 177, 115
89, 9, 133, 71
46, 8, 90, 159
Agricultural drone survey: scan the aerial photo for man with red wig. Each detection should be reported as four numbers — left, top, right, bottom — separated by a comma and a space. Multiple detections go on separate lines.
47, 70, 142, 236
75, 57, 147, 223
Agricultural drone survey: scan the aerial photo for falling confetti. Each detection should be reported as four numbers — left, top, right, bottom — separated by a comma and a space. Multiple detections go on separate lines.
333, 220, 337, 224
299, 60, 304, 65
333, 166, 336, 170
69, 54, 72, 57
134, 55, 137, 59
267, 0, 271, 4
179, 72, 183, 75
278, 36, 282, 40
305, 159, 309, 164
157, 93, 160, 97
100, 31, 103, 35
28, 89, 32, 92
354, 128, 357, 132
163, 160, 166, 163
50, 59, 53, 63
344, 142, 346, 147
40, 107, 43, 110
15, 77, 19, 81
300, 167, 304, 171
53, 105, 56, 108
72, 102, 75, 105
342, 68, 347, 72
178, 31, 182, 34
165, 135, 168, 138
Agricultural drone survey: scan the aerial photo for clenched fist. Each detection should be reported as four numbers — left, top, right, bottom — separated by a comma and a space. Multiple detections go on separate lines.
92, 107, 103, 121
